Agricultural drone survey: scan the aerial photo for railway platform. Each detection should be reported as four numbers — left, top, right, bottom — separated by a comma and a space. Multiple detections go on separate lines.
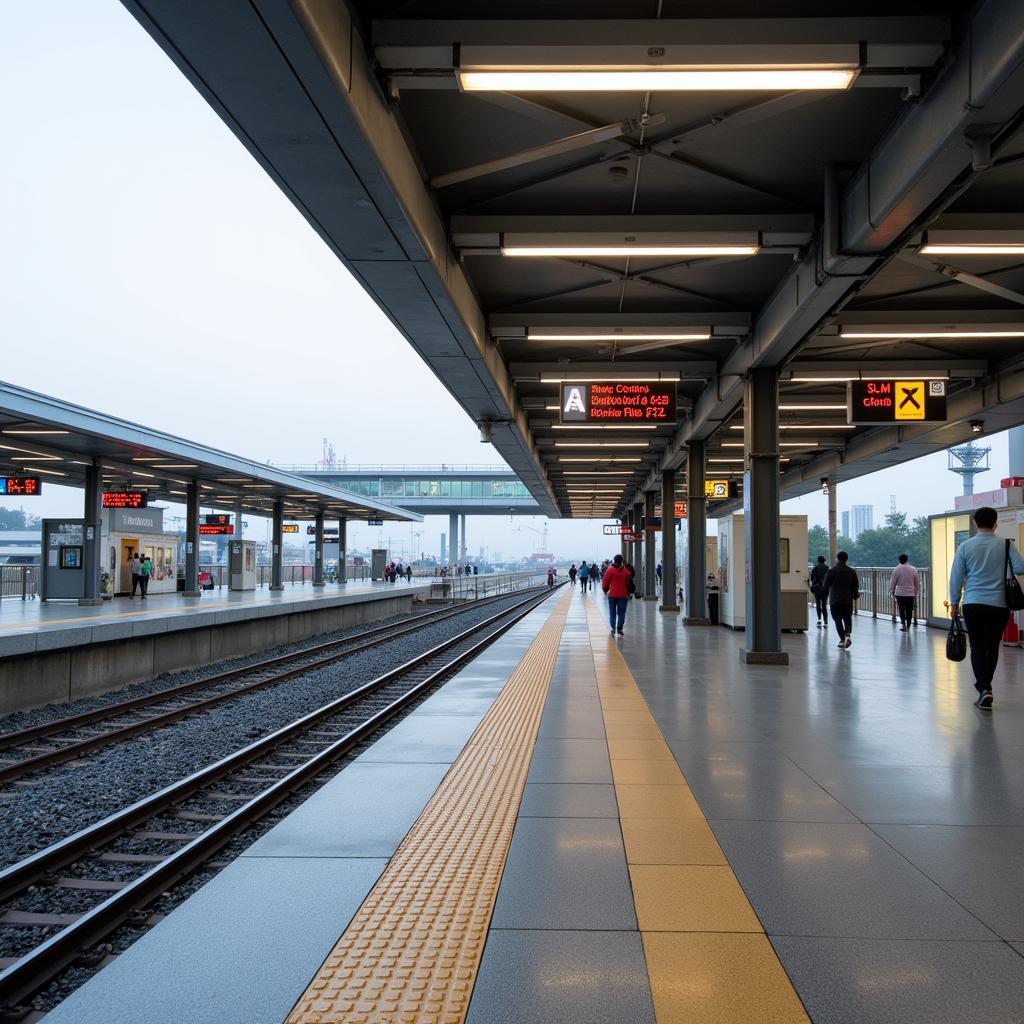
38, 589, 1024, 1023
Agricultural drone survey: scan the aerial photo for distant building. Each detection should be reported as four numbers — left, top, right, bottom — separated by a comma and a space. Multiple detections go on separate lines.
0, 529, 40, 565
841, 511, 850, 539
851, 505, 874, 540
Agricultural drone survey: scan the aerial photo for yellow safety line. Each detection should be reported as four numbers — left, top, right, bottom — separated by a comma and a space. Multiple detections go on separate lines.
285, 591, 571, 1024
583, 598, 810, 1024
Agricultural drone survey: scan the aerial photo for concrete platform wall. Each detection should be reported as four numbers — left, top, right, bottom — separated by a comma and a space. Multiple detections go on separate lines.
0, 594, 414, 716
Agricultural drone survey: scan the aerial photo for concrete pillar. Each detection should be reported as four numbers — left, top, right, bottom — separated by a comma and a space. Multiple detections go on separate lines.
827, 479, 837, 563
643, 491, 657, 599
742, 368, 787, 664
234, 499, 244, 547
660, 468, 680, 612
440, 532, 447, 565
80, 460, 103, 606
182, 481, 200, 596
632, 501, 644, 590
313, 510, 325, 587
460, 514, 467, 563
338, 517, 347, 583
685, 441, 710, 625
448, 512, 459, 567
620, 515, 628, 560
270, 498, 284, 591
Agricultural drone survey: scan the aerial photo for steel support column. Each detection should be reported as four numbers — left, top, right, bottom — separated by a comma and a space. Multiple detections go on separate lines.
620, 514, 628, 560
827, 479, 838, 564
234, 499, 244, 550
448, 513, 459, 568
338, 518, 347, 583
632, 501, 644, 591
182, 481, 200, 596
270, 499, 284, 591
685, 442, 710, 625
742, 368, 787, 664
660, 469, 680, 612
313, 511, 325, 587
459, 514, 467, 564
80, 461, 103, 606
643, 492, 657, 600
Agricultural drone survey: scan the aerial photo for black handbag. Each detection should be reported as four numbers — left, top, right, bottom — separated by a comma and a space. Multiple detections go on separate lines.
946, 615, 967, 662
1005, 540, 1024, 611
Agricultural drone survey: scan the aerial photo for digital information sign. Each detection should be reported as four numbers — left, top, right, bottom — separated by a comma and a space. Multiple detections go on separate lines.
282, 524, 300, 533
674, 500, 688, 519
559, 381, 677, 424
603, 524, 622, 535
0, 476, 41, 496
102, 490, 148, 509
199, 523, 234, 536
705, 479, 738, 499
848, 380, 947, 424
620, 529, 643, 543
367, 519, 383, 526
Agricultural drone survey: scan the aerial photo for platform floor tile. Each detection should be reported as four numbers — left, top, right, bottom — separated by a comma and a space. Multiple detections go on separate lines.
285, 592, 571, 1024
465, 930, 655, 1024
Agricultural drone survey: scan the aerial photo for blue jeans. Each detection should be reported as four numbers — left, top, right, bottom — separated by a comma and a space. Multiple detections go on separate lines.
607, 596, 629, 631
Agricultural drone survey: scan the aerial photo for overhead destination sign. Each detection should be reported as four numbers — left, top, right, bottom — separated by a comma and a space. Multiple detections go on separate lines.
560, 381, 677, 424
674, 500, 688, 519
0, 476, 41, 496
102, 490, 148, 509
199, 523, 234, 536
603, 524, 622, 535
705, 479, 737, 499
282, 524, 300, 533
848, 380, 947, 424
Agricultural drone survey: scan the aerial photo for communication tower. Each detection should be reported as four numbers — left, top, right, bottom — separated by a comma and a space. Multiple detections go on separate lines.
947, 443, 991, 496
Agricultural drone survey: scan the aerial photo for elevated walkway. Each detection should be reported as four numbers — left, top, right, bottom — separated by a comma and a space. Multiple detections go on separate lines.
42, 592, 1024, 1023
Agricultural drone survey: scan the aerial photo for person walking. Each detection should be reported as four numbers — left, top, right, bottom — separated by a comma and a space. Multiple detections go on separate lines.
546, 566, 555, 588
949, 505, 1024, 709
809, 555, 829, 628
822, 551, 859, 649
656, 562, 663, 591
139, 553, 153, 600
568, 563, 578, 587
890, 553, 920, 631
129, 552, 142, 598
602, 554, 633, 636
578, 561, 589, 593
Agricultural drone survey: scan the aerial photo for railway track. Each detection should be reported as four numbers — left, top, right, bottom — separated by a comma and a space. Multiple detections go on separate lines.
0, 586, 545, 786
0, 584, 562, 1018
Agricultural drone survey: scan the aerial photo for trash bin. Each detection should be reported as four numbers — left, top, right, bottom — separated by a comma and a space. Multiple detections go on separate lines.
707, 591, 719, 625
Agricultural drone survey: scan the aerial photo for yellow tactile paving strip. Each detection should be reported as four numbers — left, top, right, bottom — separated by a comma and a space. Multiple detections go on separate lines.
584, 599, 811, 1024
285, 591, 571, 1024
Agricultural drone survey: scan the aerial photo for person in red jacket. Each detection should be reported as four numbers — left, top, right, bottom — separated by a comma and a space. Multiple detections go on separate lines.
602, 554, 633, 636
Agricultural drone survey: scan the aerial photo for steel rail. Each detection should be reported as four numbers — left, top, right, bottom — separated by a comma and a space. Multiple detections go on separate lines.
0, 585, 562, 1012
0, 587, 544, 784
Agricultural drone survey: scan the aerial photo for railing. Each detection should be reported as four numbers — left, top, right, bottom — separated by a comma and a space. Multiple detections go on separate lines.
191, 564, 372, 589
807, 565, 931, 624
420, 571, 550, 602
0, 566, 37, 601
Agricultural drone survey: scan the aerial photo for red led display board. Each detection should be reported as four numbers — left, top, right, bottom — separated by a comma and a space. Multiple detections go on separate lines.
198, 523, 234, 536
559, 381, 677, 424
0, 476, 41, 496
102, 490, 148, 509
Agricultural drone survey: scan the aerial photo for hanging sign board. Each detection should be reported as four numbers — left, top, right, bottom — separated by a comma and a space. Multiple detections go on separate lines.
620, 529, 643, 542
674, 500, 688, 518
202, 514, 232, 526
704, 479, 737, 499
559, 381, 677, 424
199, 523, 234, 536
0, 476, 42, 496
102, 490, 148, 509
603, 524, 623, 535
641, 516, 682, 532
367, 519, 384, 526
282, 524, 300, 533
848, 379, 947, 424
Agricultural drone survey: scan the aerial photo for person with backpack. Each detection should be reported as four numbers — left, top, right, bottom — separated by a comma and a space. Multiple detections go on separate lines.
949, 505, 1024, 709
602, 554, 633, 636
568, 563, 578, 586
822, 551, 859, 648
808, 555, 829, 628
139, 553, 153, 599
578, 561, 589, 592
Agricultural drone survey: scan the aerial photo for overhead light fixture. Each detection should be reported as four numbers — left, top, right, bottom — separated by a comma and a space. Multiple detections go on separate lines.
778, 404, 847, 411
919, 231, 1024, 256
728, 424, 855, 431
503, 232, 758, 259
839, 328, 1024, 339
528, 330, 711, 342
558, 457, 643, 463
561, 470, 634, 475
821, 477, 830, 495
541, 371, 681, 383
788, 370, 950, 382
2, 429, 71, 435
458, 68, 857, 93
551, 425, 658, 430
153, 463, 200, 469
28, 466, 67, 477
708, 457, 744, 463
131, 457, 164, 462
970, 420, 985, 434
554, 442, 649, 448
132, 470, 156, 478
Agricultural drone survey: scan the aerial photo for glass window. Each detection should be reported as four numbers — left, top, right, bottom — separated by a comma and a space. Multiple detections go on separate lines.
472, 481, 484, 497
428, 480, 440, 497
440, 481, 451, 497
381, 479, 403, 497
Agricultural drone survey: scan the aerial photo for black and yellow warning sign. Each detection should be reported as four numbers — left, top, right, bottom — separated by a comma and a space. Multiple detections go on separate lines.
848, 379, 947, 425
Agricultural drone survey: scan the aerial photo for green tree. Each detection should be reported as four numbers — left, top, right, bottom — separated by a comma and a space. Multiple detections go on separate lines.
0, 506, 39, 530
808, 524, 829, 560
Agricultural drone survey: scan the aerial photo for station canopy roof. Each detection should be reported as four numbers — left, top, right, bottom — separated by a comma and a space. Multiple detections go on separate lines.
120, 2, 1024, 518
0, 382, 420, 522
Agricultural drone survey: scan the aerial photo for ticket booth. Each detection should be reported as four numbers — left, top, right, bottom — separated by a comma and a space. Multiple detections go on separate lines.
717, 513, 809, 631
103, 507, 178, 596
229, 540, 258, 591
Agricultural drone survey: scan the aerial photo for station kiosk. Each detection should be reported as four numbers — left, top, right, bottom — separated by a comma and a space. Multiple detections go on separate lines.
717, 513, 809, 631
228, 540, 258, 591
102, 507, 178, 597
928, 482, 1024, 633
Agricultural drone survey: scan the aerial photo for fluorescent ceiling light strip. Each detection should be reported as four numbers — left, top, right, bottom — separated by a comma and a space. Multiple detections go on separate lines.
558, 458, 643, 463
9, 455, 62, 462
778, 404, 847, 410
728, 424, 855, 431
840, 329, 1024, 339
132, 471, 155, 478
2, 429, 71, 435
562, 471, 634, 475
790, 373, 949, 382
0, 443, 54, 456
551, 425, 658, 430
528, 332, 710, 341
153, 463, 199, 469
131, 457, 163, 462
28, 466, 67, 477
459, 69, 856, 92
554, 442, 649, 448
542, 374, 681, 382
919, 244, 1024, 255
504, 245, 758, 257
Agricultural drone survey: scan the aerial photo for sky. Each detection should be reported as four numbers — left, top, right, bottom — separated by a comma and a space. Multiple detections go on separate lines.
0, 2, 1014, 562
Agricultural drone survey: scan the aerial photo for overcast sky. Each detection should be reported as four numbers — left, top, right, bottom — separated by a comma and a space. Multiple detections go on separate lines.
0, 2, 1014, 562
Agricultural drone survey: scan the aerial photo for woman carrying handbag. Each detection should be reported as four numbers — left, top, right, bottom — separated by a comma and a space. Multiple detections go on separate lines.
948, 506, 1024, 709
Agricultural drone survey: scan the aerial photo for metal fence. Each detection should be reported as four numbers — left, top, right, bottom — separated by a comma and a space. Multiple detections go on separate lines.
0, 565, 37, 600
193, 564, 372, 589
421, 571, 550, 602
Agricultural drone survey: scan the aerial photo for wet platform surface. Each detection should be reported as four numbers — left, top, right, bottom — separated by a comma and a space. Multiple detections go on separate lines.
41, 591, 1024, 1023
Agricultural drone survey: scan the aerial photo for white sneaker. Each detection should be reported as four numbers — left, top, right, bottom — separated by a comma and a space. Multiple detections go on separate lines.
844, 636, 852, 649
